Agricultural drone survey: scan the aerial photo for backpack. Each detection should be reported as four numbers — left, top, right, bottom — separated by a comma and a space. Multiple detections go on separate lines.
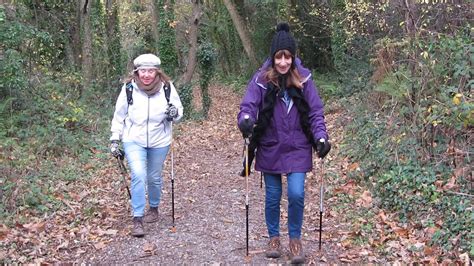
125, 81, 171, 105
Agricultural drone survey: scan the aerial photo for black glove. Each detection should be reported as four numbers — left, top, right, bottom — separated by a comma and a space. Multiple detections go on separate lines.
166, 104, 179, 121
238, 115, 254, 138
316, 138, 331, 159
110, 140, 123, 158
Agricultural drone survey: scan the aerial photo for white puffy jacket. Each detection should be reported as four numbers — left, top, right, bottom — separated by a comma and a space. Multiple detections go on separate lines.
110, 80, 183, 148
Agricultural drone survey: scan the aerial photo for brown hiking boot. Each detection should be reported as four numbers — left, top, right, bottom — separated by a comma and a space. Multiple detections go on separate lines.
265, 236, 282, 258
289, 238, 304, 264
131, 217, 145, 237
144, 207, 159, 223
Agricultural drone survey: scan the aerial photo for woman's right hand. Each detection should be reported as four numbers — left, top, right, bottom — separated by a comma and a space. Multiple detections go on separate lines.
110, 140, 123, 158
238, 115, 254, 138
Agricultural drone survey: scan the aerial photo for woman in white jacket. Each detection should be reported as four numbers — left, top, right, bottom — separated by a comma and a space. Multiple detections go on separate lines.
109, 53, 183, 237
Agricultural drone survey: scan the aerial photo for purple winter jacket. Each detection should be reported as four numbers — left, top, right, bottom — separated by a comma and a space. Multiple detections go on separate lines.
238, 58, 328, 174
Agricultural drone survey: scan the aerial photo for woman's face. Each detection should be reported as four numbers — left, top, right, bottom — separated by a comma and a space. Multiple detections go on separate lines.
274, 50, 293, 75
137, 68, 158, 85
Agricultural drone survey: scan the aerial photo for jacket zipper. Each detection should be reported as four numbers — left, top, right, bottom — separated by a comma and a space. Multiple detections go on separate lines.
146, 96, 150, 147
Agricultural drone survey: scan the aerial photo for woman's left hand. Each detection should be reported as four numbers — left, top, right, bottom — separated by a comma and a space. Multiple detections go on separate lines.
166, 104, 179, 121
316, 139, 331, 159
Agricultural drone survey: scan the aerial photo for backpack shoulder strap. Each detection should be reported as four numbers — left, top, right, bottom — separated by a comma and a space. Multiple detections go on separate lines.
125, 82, 134, 105
125, 82, 171, 105
163, 82, 171, 104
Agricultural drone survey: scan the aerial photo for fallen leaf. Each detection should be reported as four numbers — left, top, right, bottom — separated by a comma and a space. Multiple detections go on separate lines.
0, 224, 9, 241
0, 250, 7, 260
222, 218, 233, 224
84, 163, 94, 171
104, 229, 118, 235
442, 175, 457, 190
94, 242, 106, 250
378, 211, 388, 222
248, 249, 265, 255
459, 252, 470, 265
356, 190, 373, 208
334, 180, 357, 195
387, 240, 402, 249
348, 162, 360, 172
143, 242, 157, 253
57, 240, 69, 250
423, 246, 435, 256
393, 227, 409, 238
368, 256, 378, 262
341, 239, 352, 248
425, 226, 437, 235
22, 222, 46, 232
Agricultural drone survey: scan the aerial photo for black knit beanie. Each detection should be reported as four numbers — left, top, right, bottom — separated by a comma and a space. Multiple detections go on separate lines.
270, 22, 296, 62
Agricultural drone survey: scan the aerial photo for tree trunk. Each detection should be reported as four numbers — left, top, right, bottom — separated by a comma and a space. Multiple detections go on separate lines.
70, 0, 82, 68
105, 0, 116, 37
402, 0, 418, 107
222, 0, 258, 68
81, 0, 93, 92
105, 0, 123, 85
181, 0, 202, 84
150, 0, 160, 48
403, 0, 417, 38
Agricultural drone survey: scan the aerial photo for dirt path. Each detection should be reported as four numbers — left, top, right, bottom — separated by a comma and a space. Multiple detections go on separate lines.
79, 85, 362, 264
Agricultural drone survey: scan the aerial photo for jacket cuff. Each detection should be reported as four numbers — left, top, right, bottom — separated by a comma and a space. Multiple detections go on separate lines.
110, 133, 120, 141
315, 134, 328, 142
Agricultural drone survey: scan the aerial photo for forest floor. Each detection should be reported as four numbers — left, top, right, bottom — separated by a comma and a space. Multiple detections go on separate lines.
3, 85, 464, 264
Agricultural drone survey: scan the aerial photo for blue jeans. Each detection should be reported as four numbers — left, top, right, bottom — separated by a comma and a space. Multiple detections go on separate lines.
264, 172, 306, 239
123, 142, 170, 217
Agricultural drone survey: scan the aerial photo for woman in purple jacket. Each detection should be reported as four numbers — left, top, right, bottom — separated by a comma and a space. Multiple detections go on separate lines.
237, 23, 331, 263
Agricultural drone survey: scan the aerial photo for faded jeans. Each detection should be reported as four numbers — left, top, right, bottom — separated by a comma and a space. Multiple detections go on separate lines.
264, 172, 306, 239
123, 142, 170, 217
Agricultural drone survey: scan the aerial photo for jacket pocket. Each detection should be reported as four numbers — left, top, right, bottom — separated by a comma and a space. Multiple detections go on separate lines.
260, 130, 278, 147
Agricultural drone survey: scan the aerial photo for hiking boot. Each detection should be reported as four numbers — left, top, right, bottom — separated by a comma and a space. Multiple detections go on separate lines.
131, 217, 145, 237
265, 236, 282, 258
144, 207, 159, 223
289, 238, 305, 264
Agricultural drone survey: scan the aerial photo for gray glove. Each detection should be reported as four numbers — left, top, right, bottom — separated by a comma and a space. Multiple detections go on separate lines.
166, 104, 179, 121
110, 140, 123, 158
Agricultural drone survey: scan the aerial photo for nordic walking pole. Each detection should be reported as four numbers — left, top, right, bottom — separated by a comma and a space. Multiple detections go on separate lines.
319, 157, 325, 250
116, 154, 131, 199
243, 115, 250, 256
170, 121, 175, 228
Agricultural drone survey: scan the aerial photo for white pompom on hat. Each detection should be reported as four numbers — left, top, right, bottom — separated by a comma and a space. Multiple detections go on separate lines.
133, 53, 161, 71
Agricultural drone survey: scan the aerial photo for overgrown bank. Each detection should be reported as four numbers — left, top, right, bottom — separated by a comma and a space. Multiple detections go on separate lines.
337, 32, 472, 260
